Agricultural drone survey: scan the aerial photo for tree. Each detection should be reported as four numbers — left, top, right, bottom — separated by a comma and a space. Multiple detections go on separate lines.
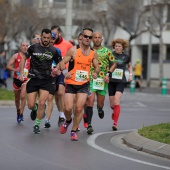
108, 0, 149, 53
148, 0, 170, 85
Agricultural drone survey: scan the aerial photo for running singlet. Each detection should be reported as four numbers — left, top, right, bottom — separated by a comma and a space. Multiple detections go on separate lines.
53, 38, 72, 69
13, 53, 30, 80
90, 46, 114, 80
109, 51, 130, 83
25, 43, 61, 80
53, 38, 72, 57
90, 47, 114, 90
65, 48, 94, 85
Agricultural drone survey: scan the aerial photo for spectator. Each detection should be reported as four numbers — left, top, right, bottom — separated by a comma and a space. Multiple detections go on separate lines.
0, 50, 7, 88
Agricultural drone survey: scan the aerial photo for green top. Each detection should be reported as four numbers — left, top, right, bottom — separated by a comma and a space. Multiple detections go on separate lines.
90, 46, 114, 79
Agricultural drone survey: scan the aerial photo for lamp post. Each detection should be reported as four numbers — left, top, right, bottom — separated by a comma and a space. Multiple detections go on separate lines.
146, 0, 153, 87
65, 0, 72, 41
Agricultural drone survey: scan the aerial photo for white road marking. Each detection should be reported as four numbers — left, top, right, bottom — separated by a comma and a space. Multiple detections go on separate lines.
87, 130, 170, 170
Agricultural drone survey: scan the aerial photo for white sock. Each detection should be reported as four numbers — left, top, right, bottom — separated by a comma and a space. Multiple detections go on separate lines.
59, 112, 65, 118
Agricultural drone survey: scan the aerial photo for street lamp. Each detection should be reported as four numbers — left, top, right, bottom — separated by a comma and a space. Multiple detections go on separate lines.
146, 0, 153, 87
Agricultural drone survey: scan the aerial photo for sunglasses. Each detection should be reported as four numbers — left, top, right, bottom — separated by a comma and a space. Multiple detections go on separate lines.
83, 35, 92, 39
34, 38, 41, 40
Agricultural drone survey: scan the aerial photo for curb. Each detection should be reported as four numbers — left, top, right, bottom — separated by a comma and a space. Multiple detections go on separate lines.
0, 100, 15, 106
123, 130, 170, 160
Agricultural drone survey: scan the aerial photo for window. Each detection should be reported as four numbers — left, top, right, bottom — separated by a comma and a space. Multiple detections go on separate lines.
54, 0, 66, 2
152, 45, 159, 61
167, 5, 170, 23
166, 45, 170, 60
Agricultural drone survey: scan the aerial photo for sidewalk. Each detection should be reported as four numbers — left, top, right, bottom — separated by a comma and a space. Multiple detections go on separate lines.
123, 130, 170, 160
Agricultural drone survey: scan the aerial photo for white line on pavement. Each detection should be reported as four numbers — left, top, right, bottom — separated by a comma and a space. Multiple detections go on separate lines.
87, 130, 170, 170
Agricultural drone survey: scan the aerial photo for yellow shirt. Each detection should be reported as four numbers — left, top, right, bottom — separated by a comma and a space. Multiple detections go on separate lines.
134, 63, 142, 76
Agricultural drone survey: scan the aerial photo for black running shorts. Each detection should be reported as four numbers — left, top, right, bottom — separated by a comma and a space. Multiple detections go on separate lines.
65, 82, 90, 94
108, 81, 125, 96
26, 78, 51, 93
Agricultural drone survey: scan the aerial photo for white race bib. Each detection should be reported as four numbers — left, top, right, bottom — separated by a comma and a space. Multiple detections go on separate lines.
93, 78, 104, 90
112, 68, 123, 79
75, 70, 88, 82
23, 68, 28, 78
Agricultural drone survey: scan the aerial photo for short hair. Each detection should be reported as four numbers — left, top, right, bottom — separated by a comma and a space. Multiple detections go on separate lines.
83, 27, 93, 33
111, 38, 129, 49
41, 28, 51, 35
78, 32, 82, 38
32, 33, 40, 39
51, 25, 62, 33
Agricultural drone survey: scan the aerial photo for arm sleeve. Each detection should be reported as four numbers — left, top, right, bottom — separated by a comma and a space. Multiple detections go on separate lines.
25, 45, 34, 59
53, 50, 62, 64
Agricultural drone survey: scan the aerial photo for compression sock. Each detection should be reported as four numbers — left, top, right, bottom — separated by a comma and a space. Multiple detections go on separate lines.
113, 105, 120, 126
34, 118, 41, 126
86, 106, 93, 125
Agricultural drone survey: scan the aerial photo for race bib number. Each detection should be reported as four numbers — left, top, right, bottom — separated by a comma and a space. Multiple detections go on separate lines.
75, 70, 88, 82
23, 68, 28, 78
93, 78, 104, 90
112, 69, 123, 79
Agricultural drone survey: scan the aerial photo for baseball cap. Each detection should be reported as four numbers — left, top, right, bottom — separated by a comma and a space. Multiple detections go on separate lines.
51, 32, 56, 38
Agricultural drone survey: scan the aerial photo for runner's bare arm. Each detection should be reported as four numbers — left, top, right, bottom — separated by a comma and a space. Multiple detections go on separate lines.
127, 62, 133, 82
92, 51, 100, 74
19, 54, 27, 81
56, 46, 76, 70
109, 62, 117, 73
92, 51, 100, 79
6, 54, 18, 72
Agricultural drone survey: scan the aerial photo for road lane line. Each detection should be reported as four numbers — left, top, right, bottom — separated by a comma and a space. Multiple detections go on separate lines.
87, 130, 170, 170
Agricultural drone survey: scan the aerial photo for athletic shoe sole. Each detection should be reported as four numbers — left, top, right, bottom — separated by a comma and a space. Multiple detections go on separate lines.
112, 125, 118, 131
87, 127, 94, 135
44, 123, 51, 128
33, 125, 41, 134
98, 110, 104, 119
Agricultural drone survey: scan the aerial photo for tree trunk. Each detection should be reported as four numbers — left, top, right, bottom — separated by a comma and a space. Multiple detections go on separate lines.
159, 33, 164, 86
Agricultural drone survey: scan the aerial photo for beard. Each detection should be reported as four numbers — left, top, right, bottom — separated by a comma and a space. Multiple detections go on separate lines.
41, 40, 50, 47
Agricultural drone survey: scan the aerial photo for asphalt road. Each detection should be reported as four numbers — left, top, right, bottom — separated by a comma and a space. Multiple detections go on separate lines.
0, 89, 170, 170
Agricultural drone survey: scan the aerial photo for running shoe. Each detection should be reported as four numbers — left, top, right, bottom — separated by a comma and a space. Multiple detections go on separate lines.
33, 125, 41, 134
17, 114, 21, 123
87, 124, 94, 135
76, 126, 80, 132
112, 125, 118, 131
60, 119, 72, 134
71, 132, 78, 141
30, 103, 38, 121
20, 114, 24, 121
83, 113, 88, 128
44, 119, 51, 128
58, 117, 65, 127
97, 107, 104, 119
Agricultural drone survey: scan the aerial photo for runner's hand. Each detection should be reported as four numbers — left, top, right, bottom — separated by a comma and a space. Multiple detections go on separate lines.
65, 72, 72, 79
92, 72, 97, 79
51, 68, 61, 76
104, 75, 109, 83
19, 73, 24, 82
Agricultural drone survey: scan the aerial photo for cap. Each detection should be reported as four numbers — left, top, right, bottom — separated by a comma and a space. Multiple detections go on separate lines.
51, 32, 56, 38
136, 58, 140, 63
